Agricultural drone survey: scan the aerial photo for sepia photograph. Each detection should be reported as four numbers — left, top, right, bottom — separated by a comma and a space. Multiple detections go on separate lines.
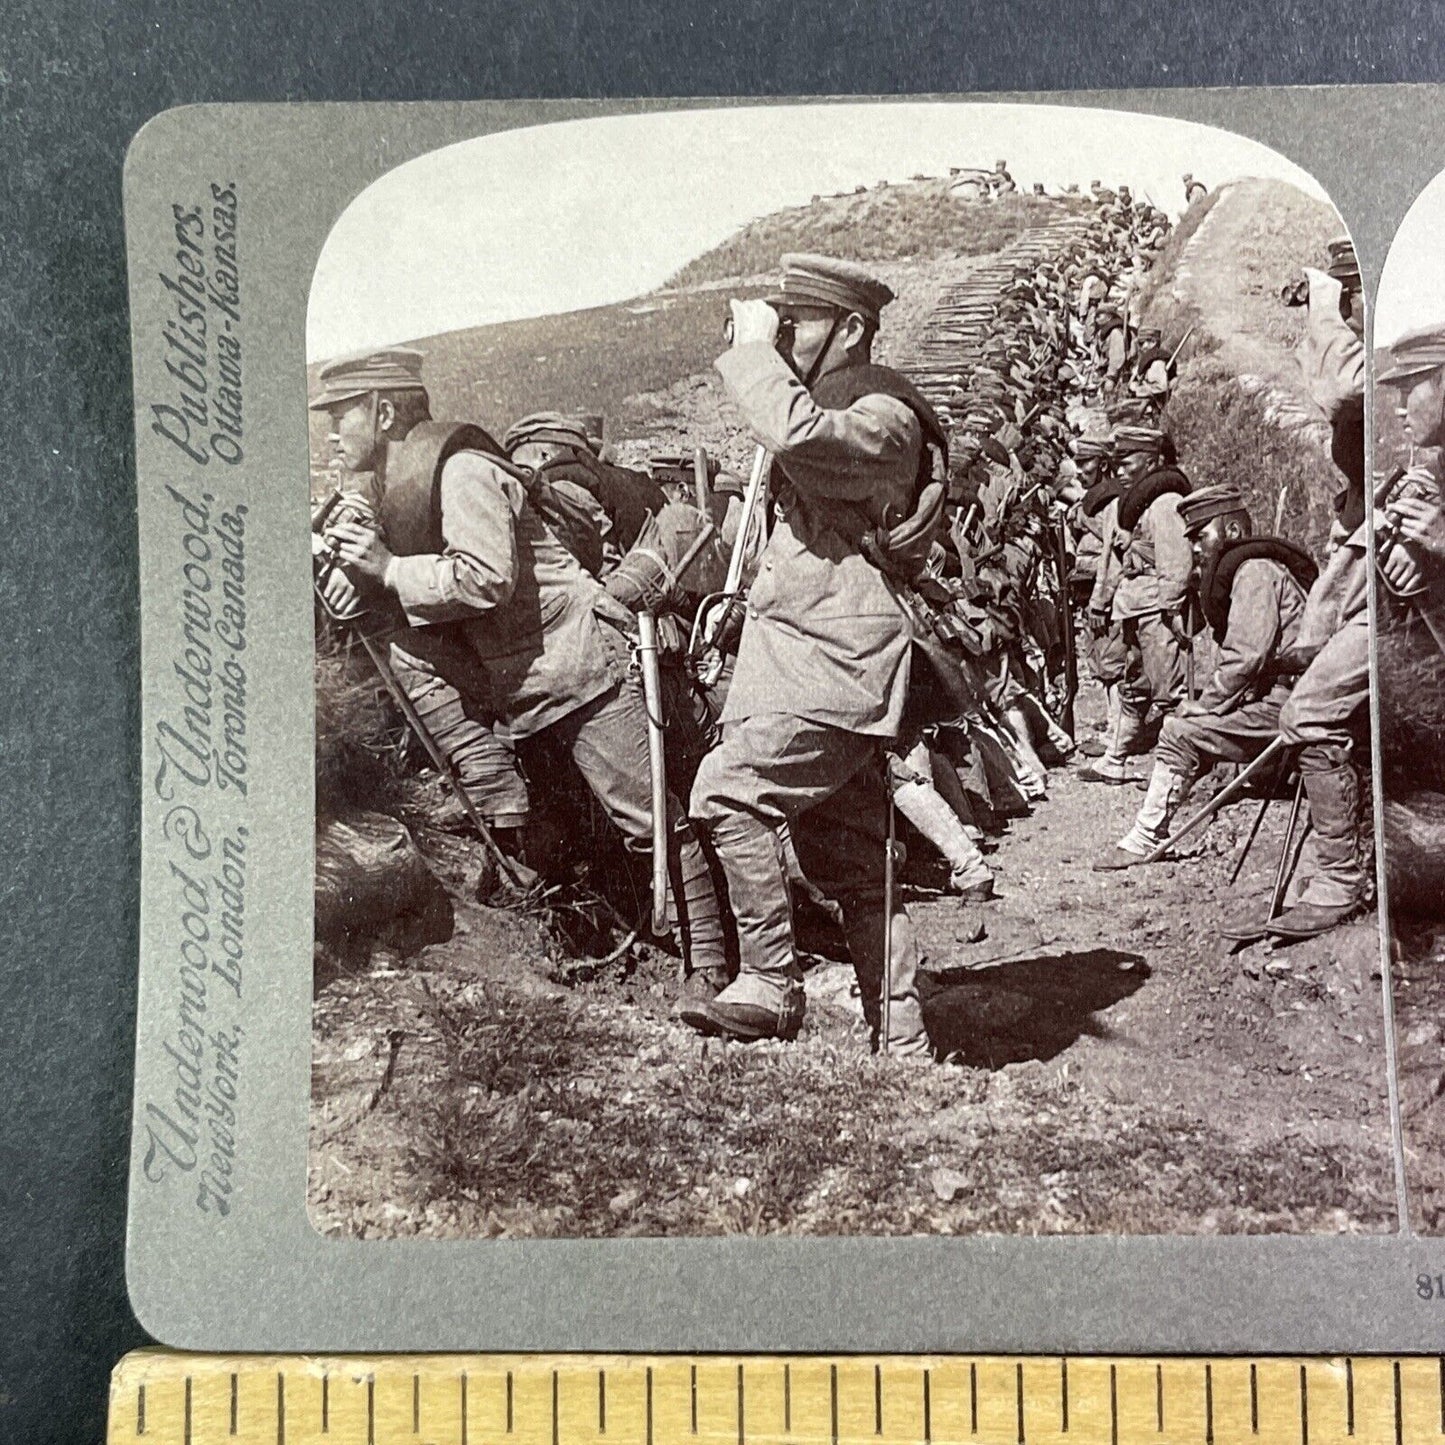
1370, 181, 1445, 1232
303, 102, 1395, 1240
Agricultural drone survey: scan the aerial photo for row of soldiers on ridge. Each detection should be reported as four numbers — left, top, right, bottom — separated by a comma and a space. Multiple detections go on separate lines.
309, 173, 1385, 1060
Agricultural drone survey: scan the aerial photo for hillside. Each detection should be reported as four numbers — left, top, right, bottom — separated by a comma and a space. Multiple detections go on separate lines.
667, 185, 1086, 287
1138, 177, 1347, 555
306, 183, 1087, 477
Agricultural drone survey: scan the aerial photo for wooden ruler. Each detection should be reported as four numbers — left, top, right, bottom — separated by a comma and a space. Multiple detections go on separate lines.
110, 1351, 1445, 1445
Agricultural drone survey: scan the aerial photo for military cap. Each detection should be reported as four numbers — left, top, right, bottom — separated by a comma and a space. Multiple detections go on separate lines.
578, 413, 606, 455
309, 347, 426, 410
1377, 323, 1445, 386
765, 253, 894, 324
1112, 424, 1168, 457
1178, 483, 1250, 536
1073, 436, 1114, 462
995, 159, 1009, 170
1326, 236, 1361, 285
1138, 327, 1162, 343
502, 411, 593, 455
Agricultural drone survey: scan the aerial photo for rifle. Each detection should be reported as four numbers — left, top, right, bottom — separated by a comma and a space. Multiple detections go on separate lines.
1166, 323, 1196, 369
1051, 516, 1078, 733
693, 443, 769, 685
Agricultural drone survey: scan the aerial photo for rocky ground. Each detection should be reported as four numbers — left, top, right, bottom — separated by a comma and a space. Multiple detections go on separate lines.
309, 675, 1397, 1240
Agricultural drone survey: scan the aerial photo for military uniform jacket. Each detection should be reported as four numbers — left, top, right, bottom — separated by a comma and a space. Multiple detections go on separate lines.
1088, 497, 1127, 613
383, 448, 632, 739
714, 341, 923, 736
1196, 557, 1308, 714
1112, 492, 1192, 621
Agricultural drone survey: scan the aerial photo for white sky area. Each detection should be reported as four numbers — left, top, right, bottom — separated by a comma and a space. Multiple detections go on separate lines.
1376, 170, 1445, 347
308, 101, 1331, 361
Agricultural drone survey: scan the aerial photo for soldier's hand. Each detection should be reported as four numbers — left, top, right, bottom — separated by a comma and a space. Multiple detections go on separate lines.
320, 565, 361, 616
1381, 543, 1425, 596
330, 520, 394, 582
1389, 496, 1445, 560
727, 299, 780, 348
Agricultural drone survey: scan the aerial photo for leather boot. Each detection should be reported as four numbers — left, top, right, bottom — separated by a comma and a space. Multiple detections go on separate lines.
1079, 696, 1146, 784
840, 891, 930, 1058
691, 813, 804, 1041
1093, 761, 1188, 869
890, 778, 995, 900
1267, 765, 1366, 940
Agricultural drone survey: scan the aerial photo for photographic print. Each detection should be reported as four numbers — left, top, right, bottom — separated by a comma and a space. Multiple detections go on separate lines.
300, 103, 1396, 1241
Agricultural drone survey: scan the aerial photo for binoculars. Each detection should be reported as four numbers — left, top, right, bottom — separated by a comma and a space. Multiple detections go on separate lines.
1280, 274, 1361, 308
722, 305, 796, 351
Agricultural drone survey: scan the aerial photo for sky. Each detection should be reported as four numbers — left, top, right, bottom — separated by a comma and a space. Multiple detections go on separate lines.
307, 101, 1333, 362
1375, 169, 1445, 347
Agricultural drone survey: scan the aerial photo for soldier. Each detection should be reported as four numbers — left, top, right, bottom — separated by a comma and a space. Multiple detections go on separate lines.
1080, 427, 1192, 784
503, 410, 668, 572
1128, 326, 1172, 410
992, 158, 1017, 196
311, 349, 533, 855
688, 254, 948, 1054
1182, 173, 1208, 205
313, 349, 729, 984
1094, 306, 1128, 394
1094, 485, 1315, 869
1379, 322, 1445, 591
1295, 239, 1366, 530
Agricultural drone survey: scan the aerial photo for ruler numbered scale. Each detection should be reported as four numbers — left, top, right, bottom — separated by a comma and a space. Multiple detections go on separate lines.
112, 1353, 1445, 1445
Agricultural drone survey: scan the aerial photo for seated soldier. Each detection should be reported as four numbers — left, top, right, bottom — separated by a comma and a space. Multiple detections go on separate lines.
1094, 485, 1316, 869
1128, 326, 1172, 410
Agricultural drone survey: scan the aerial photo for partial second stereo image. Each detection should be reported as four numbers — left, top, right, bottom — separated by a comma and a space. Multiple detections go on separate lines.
1371, 177, 1445, 1231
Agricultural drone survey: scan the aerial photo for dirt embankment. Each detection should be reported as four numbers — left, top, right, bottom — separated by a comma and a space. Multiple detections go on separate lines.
312, 194, 1398, 1241
1140, 177, 1346, 558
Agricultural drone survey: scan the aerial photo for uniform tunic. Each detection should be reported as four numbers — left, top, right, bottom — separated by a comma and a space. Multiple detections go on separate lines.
383, 450, 629, 739
712, 341, 922, 736
1157, 557, 1307, 779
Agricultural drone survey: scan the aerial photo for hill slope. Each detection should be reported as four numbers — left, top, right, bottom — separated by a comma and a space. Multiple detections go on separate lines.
668, 185, 1084, 287
1140, 178, 1346, 554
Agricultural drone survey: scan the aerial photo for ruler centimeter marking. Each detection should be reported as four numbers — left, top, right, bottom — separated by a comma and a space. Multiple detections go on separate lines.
109, 1352, 1445, 1445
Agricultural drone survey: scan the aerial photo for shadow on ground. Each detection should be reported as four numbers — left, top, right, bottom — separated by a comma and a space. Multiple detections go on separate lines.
921, 948, 1149, 1067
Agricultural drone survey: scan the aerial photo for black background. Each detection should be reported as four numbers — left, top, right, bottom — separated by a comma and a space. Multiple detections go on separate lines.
3, 4, 1442, 1441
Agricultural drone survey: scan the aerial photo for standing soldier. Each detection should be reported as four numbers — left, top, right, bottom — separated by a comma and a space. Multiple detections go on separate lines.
688, 254, 948, 1054
1182, 173, 1208, 205
1294, 239, 1366, 530
313, 349, 730, 981
1094, 485, 1315, 869
1080, 427, 1192, 784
